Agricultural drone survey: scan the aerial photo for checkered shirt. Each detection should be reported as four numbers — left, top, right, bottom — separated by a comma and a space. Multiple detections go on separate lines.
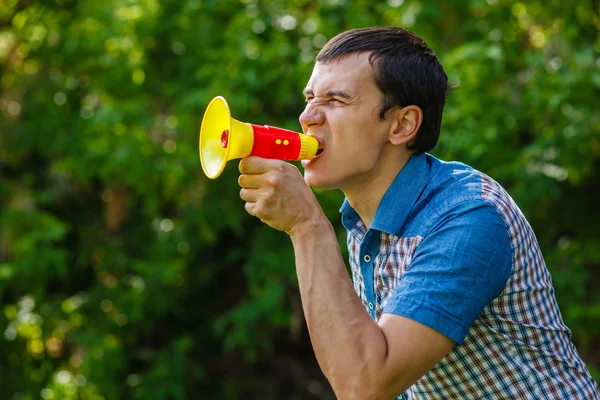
343, 154, 599, 399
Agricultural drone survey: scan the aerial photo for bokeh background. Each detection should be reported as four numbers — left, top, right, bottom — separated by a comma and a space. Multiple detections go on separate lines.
1, 0, 599, 399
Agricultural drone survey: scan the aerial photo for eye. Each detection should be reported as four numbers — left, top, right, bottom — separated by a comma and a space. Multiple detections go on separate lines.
304, 96, 314, 103
329, 98, 345, 105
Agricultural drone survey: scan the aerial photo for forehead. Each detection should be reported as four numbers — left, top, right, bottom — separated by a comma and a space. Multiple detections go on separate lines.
305, 53, 375, 94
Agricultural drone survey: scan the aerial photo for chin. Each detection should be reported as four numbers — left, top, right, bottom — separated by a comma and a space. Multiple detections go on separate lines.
303, 170, 338, 190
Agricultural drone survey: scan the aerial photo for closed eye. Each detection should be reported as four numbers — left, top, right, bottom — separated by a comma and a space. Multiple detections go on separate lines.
303, 88, 353, 104
304, 97, 345, 105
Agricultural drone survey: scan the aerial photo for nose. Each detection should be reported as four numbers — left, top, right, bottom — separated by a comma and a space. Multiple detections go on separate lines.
299, 101, 325, 133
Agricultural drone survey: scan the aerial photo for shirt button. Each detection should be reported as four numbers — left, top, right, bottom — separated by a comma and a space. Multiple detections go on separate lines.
368, 302, 374, 310
363, 254, 371, 262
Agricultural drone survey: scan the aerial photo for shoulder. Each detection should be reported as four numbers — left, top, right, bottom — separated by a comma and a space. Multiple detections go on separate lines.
407, 155, 523, 238
401, 156, 487, 235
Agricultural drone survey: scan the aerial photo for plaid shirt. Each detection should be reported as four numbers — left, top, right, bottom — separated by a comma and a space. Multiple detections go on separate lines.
341, 153, 599, 399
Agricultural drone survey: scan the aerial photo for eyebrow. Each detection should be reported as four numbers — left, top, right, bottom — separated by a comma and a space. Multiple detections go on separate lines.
302, 88, 353, 99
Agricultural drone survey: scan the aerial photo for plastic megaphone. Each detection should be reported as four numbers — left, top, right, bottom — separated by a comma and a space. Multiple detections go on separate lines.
199, 96, 319, 179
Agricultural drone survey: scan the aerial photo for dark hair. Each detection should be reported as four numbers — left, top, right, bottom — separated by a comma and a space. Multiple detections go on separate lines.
316, 26, 449, 153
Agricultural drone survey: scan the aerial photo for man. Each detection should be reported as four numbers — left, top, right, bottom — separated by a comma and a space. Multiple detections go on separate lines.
237, 26, 599, 399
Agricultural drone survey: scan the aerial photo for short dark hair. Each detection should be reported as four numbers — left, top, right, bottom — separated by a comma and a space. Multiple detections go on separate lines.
316, 26, 448, 153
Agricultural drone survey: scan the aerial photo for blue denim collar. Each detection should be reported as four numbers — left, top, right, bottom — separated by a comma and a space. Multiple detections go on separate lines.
340, 153, 430, 235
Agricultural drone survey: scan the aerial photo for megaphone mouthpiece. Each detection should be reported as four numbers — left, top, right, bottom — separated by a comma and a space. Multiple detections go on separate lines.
199, 96, 318, 179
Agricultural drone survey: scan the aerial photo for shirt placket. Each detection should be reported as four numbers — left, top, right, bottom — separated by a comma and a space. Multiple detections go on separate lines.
359, 231, 408, 400
359, 229, 380, 320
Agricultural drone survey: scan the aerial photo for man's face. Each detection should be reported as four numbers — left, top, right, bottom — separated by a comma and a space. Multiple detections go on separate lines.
299, 52, 396, 191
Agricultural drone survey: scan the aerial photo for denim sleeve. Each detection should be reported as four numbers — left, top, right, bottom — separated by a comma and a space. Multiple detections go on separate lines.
382, 200, 512, 344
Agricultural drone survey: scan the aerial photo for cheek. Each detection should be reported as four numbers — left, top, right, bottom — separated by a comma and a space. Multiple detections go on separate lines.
332, 131, 380, 164
327, 111, 387, 162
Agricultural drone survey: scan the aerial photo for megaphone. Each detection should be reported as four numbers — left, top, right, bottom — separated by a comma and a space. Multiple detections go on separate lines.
199, 96, 318, 179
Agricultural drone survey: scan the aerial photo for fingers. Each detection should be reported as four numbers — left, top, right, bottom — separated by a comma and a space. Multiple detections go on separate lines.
244, 200, 257, 217
239, 157, 284, 175
239, 158, 276, 204
238, 157, 303, 230
239, 187, 259, 202
238, 157, 290, 188
238, 173, 262, 189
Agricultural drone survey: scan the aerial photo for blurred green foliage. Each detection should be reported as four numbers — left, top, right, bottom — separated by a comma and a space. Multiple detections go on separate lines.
1, 0, 599, 399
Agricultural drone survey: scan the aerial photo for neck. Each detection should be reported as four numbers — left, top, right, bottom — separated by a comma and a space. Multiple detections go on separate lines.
342, 148, 413, 229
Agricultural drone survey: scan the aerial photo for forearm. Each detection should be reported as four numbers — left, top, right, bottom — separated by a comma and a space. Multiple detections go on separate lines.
290, 216, 389, 399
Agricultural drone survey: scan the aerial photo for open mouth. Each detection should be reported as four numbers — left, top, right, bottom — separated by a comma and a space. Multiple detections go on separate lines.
315, 148, 324, 156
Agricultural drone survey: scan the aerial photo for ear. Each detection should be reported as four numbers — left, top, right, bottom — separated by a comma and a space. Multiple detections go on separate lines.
388, 105, 423, 147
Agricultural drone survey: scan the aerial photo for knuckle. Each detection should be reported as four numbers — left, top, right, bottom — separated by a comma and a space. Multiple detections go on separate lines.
265, 186, 277, 199
253, 203, 265, 216
276, 161, 286, 173
266, 174, 280, 188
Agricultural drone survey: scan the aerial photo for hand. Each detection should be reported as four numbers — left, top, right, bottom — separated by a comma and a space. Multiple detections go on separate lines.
238, 157, 323, 235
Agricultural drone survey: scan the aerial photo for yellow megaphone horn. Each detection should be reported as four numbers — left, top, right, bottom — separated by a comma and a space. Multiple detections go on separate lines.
199, 96, 319, 179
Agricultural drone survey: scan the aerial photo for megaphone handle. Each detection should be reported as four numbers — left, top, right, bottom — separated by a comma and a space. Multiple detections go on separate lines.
249, 124, 303, 160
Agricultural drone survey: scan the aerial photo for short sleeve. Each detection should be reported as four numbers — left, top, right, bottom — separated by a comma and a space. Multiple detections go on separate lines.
382, 200, 512, 344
